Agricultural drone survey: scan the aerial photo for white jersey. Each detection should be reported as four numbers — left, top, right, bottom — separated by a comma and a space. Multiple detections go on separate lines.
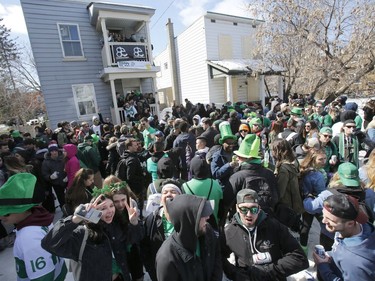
14, 224, 67, 281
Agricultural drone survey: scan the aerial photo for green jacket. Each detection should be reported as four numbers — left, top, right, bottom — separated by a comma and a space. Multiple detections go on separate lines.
77, 142, 101, 172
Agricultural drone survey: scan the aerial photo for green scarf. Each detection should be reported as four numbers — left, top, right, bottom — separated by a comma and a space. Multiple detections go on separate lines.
338, 133, 359, 167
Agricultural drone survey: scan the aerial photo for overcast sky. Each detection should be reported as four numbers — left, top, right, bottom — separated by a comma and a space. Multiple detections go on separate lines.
1, 0, 254, 56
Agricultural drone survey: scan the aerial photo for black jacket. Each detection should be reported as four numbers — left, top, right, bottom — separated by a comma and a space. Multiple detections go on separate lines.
141, 207, 166, 281
223, 211, 309, 281
229, 162, 279, 212
116, 150, 144, 195
41, 216, 142, 281
155, 195, 222, 281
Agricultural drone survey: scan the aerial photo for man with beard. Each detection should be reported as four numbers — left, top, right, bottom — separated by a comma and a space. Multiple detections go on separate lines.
222, 189, 308, 281
211, 121, 238, 208
155, 194, 222, 281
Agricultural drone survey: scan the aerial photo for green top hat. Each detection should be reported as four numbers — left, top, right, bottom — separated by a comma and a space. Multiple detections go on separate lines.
219, 121, 237, 144
11, 130, 21, 138
290, 107, 303, 116
234, 134, 261, 158
0, 173, 38, 216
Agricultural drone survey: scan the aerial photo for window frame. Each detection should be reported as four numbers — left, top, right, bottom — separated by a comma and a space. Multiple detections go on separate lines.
57, 23, 85, 60
71, 83, 98, 118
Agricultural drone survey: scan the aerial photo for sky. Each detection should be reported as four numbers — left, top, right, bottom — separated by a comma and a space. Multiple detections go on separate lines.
1, 0, 254, 57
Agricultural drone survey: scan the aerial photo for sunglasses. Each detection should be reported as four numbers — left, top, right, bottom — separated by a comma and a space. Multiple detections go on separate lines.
322, 134, 332, 138
238, 206, 259, 215
240, 130, 249, 133
305, 125, 311, 128
345, 125, 356, 129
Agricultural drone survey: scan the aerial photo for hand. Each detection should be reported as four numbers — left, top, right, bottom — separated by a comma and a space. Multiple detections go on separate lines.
312, 251, 331, 265
230, 161, 239, 168
50, 171, 59, 180
63, 176, 68, 182
125, 200, 139, 225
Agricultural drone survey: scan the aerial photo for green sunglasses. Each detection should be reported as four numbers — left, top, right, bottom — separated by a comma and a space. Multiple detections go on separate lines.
238, 206, 259, 215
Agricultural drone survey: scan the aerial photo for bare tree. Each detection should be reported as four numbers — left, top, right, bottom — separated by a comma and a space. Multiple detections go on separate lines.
251, 0, 375, 99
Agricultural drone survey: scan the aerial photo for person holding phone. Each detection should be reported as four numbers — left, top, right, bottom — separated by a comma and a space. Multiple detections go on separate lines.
41, 193, 142, 281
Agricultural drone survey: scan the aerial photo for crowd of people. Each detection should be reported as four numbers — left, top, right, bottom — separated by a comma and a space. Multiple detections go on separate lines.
1, 94, 375, 281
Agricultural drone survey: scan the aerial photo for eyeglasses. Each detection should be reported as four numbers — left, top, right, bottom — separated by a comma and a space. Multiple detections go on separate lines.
322, 134, 332, 139
238, 206, 259, 215
240, 130, 249, 133
345, 125, 356, 129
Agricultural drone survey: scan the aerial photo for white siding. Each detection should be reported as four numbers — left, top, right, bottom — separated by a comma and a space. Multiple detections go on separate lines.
175, 17, 210, 104
154, 48, 172, 90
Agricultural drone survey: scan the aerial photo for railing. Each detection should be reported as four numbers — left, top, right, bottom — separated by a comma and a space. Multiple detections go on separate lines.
102, 42, 150, 67
110, 104, 159, 125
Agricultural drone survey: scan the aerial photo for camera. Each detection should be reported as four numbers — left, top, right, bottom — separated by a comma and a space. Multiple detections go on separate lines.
252, 252, 272, 265
74, 204, 103, 224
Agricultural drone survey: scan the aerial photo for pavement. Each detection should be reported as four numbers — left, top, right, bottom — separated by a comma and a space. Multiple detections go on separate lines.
0, 208, 319, 281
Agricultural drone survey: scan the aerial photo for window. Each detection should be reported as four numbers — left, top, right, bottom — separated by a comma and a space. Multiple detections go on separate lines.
58, 24, 84, 58
72, 84, 98, 118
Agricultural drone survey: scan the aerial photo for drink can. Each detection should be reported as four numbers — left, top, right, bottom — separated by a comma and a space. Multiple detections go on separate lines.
314, 245, 325, 259
331, 155, 337, 162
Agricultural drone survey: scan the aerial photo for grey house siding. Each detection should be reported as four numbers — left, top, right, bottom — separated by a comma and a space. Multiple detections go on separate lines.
21, 0, 111, 128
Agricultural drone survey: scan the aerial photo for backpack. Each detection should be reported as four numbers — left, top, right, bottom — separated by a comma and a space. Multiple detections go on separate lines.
328, 188, 374, 223
245, 176, 273, 211
114, 158, 127, 181
69, 226, 88, 280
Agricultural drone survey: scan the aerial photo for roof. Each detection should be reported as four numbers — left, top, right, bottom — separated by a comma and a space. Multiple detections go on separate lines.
207, 59, 285, 75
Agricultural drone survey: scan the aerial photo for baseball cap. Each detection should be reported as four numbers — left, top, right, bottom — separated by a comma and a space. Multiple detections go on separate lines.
201, 117, 210, 124
320, 127, 333, 135
155, 131, 164, 138
324, 194, 368, 224
237, 189, 259, 204
338, 163, 360, 187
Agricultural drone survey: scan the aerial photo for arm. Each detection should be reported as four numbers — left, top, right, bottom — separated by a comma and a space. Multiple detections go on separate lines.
211, 154, 233, 180
303, 190, 332, 214
276, 166, 289, 201
41, 216, 82, 261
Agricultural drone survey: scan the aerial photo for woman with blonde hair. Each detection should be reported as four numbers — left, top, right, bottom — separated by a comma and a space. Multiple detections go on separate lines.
359, 149, 375, 190
299, 148, 327, 252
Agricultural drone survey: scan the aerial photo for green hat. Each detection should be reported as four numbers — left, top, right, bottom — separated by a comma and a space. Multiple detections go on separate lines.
234, 134, 261, 158
290, 107, 303, 116
249, 117, 262, 127
320, 127, 333, 135
0, 173, 38, 216
219, 121, 237, 144
338, 163, 360, 187
11, 130, 21, 138
91, 134, 100, 144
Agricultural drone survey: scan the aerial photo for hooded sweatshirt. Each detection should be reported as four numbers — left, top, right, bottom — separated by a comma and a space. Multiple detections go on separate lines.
63, 144, 80, 188
155, 194, 222, 281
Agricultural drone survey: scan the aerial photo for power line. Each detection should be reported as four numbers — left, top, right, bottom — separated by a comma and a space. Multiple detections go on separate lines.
151, 0, 176, 30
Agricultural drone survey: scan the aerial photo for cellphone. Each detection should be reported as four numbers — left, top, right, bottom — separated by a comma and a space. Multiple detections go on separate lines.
75, 204, 102, 224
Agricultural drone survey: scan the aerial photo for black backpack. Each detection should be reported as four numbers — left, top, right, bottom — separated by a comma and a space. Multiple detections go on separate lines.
245, 176, 273, 212
114, 158, 128, 181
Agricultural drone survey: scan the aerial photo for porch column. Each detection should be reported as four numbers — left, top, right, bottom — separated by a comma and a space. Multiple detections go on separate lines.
226, 75, 233, 103
277, 76, 283, 100
100, 17, 111, 67
259, 74, 265, 108
110, 79, 120, 125
152, 79, 161, 120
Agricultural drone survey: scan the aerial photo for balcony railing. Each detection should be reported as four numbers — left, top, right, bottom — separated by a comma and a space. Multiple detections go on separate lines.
102, 42, 150, 67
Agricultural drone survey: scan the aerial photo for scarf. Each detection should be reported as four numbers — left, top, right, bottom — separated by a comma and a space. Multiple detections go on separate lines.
338, 133, 359, 167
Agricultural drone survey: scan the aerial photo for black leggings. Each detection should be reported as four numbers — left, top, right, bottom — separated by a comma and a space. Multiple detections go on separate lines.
300, 212, 321, 246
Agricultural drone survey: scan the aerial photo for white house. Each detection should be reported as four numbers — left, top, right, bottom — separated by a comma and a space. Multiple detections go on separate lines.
155, 12, 284, 107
